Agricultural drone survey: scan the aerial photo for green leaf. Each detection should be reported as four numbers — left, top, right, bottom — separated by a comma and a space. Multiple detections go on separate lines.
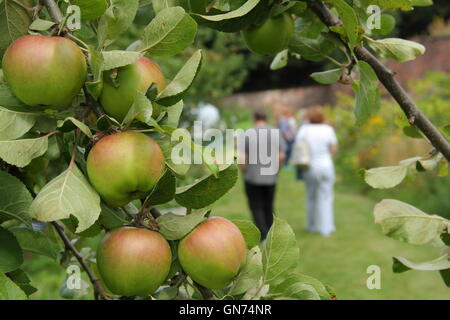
289, 34, 336, 62
101, 50, 142, 71
157, 132, 191, 177
29, 18, 55, 31
151, 0, 179, 13
30, 164, 101, 233
192, 0, 269, 33
374, 199, 448, 246
9, 226, 59, 259
440, 268, 450, 287
122, 91, 153, 126
359, 0, 414, 10
262, 217, 299, 286
442, 125, 450, 139
230, 219, 261, 249
0, 83, 39, 113
274, 273, 331, 300
70, 0, 108, 20
364, 163, 410, 189
411, 0, 433, 6
0, 133, 52, 167
154, 286, 178, 300
0, 272, 27, 300
97, 0, 139, 47
368, 38, 426, 62
0, 0, 32, 57
98, 203, 131, 229
143, 169, 176, 207
96, 114, 121, 131
311, 68, 343, 85
416, 153, 443, 172
392, 254, 450, 273
6, 268, 37, 297
57, 117, 93, 138
229, 246, 263, 295
86, 46, 104, 100
0, 171, 32, 225
364, 155, 441, 189
64, 216, 102, 238
273, 280, 320, 300
270, 49, 288, 71
137, 6, 197, 56
159, 100, 184, 127
0, 106, 36, 141
156, 210, 208, 240
353, 61, 380, 125
175, 164, 238, 209
402, 125, 423, 139
156, 50, 202, 106
332, 0, 359, 47
0, 226, 23, 273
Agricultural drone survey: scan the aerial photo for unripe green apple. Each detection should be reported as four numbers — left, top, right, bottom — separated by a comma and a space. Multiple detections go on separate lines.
242, 13, 294, 55
178, 217, 247, 289
99, 57, 166, 122
86, 131, 165, 207
2, 35, 87, 109
97, 227, 172, 296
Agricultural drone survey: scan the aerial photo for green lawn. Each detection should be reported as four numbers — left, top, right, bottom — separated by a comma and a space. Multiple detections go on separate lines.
25, 170, 449, 300
213, 169, 450, 300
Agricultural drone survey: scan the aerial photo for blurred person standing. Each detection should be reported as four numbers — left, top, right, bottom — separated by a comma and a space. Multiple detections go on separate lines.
239, 109, 287, 241
278, 106, 297, 166
295, 106, 338, 237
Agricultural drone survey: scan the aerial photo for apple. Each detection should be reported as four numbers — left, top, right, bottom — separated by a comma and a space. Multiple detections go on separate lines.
242, 13, 294, 55
99, 57, 166, 122
86, 131, 165, 207
2, 35, 87, 109
97, 227, 172, 296
178, 217, 247, 289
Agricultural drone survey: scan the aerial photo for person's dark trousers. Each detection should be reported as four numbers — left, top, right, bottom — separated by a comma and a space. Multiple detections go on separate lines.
284, 139, 295, 166
244, 182, 276, 241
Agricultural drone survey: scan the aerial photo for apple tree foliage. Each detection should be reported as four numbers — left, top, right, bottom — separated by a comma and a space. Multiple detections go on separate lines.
0, 0, 448, 299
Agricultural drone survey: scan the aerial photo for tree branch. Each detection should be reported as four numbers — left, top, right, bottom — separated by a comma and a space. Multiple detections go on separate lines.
310, 1, 450, 162
41, 0, 63, 23
52, 221, 110, 300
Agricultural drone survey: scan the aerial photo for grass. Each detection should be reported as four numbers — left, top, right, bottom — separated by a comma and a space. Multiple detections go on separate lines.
25, 170, 449, 300
213, 169, 450, 300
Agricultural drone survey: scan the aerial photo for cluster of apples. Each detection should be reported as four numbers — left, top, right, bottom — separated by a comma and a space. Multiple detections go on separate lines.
2, 35, 247, 296
97, 217, 247, 296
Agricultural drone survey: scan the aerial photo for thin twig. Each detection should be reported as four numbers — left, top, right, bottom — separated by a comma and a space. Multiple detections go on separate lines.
83, 86, 106, 118
194, 282, 214, 300
66, 33, 90, 50
41, 0, 63, 23
52, 221, 110, 300
309, 1, 450, 162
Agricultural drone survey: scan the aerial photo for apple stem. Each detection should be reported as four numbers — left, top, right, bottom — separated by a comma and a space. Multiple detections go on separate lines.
52, 221, 110, 300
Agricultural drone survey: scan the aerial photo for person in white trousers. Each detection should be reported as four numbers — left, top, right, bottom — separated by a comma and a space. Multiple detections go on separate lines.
296, 106, 338, 237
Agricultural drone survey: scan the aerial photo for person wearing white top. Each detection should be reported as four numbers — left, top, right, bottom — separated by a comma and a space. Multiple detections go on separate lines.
296, 106, 338, 237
